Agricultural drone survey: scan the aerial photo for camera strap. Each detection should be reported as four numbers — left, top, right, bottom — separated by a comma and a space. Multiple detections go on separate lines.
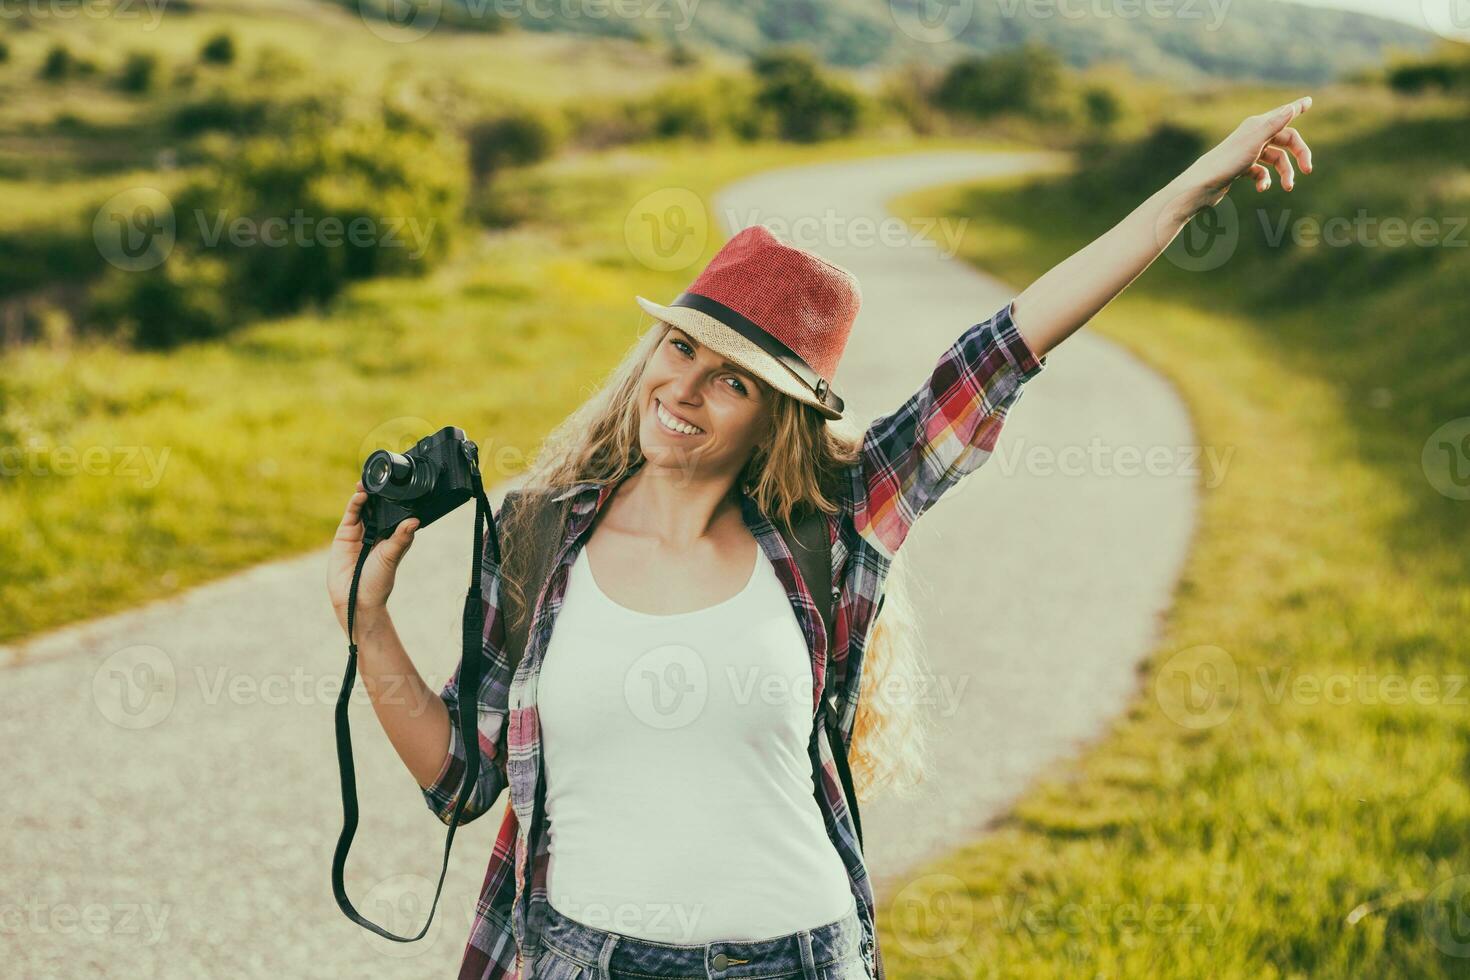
330, 454, 498, 942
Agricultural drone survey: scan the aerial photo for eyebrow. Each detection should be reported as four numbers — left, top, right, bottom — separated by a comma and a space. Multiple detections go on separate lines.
669, 329, 763, 387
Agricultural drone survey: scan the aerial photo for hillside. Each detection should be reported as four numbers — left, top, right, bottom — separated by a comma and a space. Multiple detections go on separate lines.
343, 0, 1436, 83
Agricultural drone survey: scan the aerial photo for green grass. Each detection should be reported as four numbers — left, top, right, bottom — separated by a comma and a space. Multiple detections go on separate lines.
0, 0, 700, 116
0, 0, 705, 187
0, 131, 1018, 652
878, 89, 1470, 976
0, 0, 718, 296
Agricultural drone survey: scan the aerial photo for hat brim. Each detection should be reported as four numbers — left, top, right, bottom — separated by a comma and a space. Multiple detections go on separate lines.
634, 295, 843, 421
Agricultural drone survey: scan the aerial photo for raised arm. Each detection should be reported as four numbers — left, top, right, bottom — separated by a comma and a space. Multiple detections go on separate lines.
1010, 96, 1315, 358
848, 300, 1046, 561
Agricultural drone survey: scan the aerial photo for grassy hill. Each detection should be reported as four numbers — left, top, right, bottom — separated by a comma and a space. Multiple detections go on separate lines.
338, 0, 1435, 83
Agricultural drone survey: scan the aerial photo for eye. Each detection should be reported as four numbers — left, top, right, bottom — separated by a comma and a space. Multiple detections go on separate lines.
668, 335, 749, 395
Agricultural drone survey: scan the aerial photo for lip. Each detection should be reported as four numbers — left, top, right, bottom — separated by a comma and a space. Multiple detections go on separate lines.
654, 397, 705, 437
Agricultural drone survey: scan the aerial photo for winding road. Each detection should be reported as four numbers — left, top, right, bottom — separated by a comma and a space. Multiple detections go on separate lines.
0, 151, 1196, 977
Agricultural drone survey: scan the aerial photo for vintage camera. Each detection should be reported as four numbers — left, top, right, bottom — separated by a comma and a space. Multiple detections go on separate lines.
360, 425, 479, 540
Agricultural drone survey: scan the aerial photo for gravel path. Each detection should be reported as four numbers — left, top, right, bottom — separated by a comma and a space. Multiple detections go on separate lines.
0, 151, 1196, 977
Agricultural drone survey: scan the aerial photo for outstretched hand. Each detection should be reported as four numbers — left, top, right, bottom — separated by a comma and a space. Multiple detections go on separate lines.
1183, 96, 1315, 213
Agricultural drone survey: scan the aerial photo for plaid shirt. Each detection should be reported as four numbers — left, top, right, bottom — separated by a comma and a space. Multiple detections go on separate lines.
420, 300, 1047, 979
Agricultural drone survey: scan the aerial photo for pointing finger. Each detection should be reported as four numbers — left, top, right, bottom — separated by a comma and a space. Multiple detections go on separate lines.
1265, 95, 1312, 134
1270, 126, 1313, 174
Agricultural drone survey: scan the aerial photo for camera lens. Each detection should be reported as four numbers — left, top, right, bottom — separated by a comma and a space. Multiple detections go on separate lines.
362, 449, 438, 500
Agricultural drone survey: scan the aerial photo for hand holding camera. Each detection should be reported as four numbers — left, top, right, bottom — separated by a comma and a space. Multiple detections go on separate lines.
326, 425, 480, 635
327, 480, 420, 634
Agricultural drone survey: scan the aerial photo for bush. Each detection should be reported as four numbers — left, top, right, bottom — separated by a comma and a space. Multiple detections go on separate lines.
1387, 59, 1470, 94
1074, 122, 1209, 200
465, 107, 561, 182
878, 62, 945, 137
183, 106, 465, 316
1082, 85, 1122, 132
171, 91, 273, 137
87, 90, 468, 347
648, 88, 718, 140
935, 43, 1065, 121
562, 96, 653, 148
250, 44, 310, 84
86, 251, 234, 349
0, 39, 10, 64
751, 47, 861, 143
662, 73, 774, 141
170, 87, 339, 139
200, 31, 236, 66
565, 72, 769, 147
668, 41, 700, 69
118, 51, 161, 94
1133, 122, 1208, 176
172, 65, 198, 92
39, 44, 73, 82
49, 111, 92, 135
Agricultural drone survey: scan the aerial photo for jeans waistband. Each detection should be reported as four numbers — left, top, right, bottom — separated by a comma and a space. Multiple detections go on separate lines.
537, 897, 862, 979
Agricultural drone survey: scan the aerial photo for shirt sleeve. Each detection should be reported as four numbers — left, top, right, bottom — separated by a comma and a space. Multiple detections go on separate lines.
848, 299, 1047, 560
420, 513, 513, 826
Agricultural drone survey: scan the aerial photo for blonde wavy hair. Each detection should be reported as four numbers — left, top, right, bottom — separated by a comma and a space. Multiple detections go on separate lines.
498, 316, 936, 802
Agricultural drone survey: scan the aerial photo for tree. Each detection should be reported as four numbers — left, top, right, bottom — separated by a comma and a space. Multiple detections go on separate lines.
935, 43, 1064, 120
751, 47, 860, 143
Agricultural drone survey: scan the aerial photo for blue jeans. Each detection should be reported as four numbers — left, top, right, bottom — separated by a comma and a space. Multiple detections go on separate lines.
530, 899, 872, 980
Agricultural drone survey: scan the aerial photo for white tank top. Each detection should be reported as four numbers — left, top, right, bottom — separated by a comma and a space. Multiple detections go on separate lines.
536, 541, 857, 942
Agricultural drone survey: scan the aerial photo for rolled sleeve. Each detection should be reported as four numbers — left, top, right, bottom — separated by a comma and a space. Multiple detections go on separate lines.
421, 682, 509, 826
997, 299, 1048, 381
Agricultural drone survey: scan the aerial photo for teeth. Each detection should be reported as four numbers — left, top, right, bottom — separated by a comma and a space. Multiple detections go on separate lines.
656, 399, 703, 435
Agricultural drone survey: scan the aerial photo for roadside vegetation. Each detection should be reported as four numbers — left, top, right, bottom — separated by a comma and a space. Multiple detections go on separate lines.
880, 59, 1470, 978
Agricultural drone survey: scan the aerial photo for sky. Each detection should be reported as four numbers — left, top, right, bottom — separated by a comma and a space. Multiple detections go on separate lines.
1281, 0, 1462, 35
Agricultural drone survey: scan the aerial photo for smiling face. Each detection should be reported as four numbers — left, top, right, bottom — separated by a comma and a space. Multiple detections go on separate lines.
637, 323, 773, 482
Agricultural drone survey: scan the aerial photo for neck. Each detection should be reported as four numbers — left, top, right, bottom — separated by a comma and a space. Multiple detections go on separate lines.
615, 458, 744, 548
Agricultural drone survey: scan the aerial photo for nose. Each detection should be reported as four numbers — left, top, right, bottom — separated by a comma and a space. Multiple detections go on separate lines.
668, 363, 705, 405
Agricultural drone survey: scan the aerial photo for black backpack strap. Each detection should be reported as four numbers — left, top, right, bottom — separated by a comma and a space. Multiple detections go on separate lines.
784, 508, 862, 844
785, 507, 884, 979
497, 488, 576, 682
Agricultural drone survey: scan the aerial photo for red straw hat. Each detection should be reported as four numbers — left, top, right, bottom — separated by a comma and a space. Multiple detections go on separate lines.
635, 224, 861, 420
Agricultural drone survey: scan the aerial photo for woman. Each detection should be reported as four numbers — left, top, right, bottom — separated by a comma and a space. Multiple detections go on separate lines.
328, 96, 1314, 980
